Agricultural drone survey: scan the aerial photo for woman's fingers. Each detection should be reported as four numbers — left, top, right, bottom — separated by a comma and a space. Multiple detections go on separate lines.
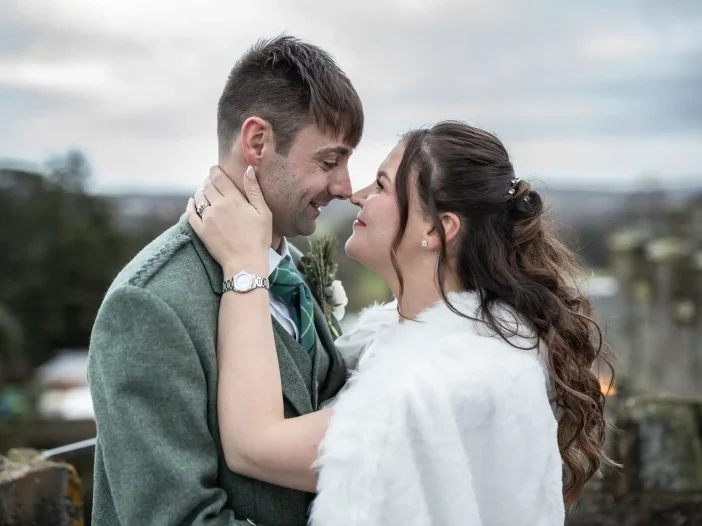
186, 165, 272, 264
193, 188, 211, 217
209, 165, 237, 196
242, 166, 270, 216
186, 198, 203, 232
202, 177, 221, 208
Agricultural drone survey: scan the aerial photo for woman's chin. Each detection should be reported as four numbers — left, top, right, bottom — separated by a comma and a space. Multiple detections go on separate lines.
344, 236, 364, 264
345, 237, 387, 278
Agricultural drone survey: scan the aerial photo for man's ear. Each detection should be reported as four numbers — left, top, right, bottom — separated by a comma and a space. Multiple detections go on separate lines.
240, 117, 274, 168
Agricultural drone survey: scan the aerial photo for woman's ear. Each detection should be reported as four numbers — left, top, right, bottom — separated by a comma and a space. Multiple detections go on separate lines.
423, 212, 461, 250
240, 117, 274, 168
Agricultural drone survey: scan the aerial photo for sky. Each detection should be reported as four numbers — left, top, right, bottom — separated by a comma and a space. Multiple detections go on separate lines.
0, 0, 701, 194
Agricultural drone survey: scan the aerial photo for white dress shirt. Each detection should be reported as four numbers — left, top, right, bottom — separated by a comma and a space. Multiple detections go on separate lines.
268, 238, 299, 339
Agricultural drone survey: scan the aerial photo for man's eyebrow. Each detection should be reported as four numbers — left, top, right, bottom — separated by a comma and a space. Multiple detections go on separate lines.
316, 146, 352, 156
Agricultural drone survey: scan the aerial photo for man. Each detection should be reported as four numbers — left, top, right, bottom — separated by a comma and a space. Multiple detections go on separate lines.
88, 35, 363, 526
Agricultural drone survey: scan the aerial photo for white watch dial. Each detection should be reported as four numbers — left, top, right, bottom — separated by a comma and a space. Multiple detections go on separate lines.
233, 272, 254, 291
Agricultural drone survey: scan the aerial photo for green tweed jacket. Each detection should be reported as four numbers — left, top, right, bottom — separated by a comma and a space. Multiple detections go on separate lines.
88, 215, 347, 526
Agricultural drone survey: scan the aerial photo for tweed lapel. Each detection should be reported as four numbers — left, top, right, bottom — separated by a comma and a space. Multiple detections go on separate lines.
288, 243, 347, 403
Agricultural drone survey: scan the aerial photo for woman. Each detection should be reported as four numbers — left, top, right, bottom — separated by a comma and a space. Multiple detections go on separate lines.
187, 121, 613, 525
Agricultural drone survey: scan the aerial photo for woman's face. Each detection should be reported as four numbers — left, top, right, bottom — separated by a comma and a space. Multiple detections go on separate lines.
345, 141, 431, 281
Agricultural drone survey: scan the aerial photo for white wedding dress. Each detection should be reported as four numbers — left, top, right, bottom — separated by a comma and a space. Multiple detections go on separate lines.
309, 291, 565, 526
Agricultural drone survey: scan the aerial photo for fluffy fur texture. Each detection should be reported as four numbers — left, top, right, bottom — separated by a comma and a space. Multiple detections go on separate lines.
310, 292, 565, 526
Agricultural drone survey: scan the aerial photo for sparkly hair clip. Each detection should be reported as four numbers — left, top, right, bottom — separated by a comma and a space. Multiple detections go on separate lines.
508, 176, 519, 196
509, 176, 531, 203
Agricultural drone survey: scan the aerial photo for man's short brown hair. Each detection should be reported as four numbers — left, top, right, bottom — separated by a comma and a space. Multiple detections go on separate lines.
217, 35, 364, 157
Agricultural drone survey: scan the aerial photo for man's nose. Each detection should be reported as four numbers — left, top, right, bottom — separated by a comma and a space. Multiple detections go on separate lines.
329, 167, 353, 200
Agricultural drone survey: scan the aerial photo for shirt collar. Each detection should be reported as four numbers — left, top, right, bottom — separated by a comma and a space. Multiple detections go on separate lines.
268, 237, 292, 277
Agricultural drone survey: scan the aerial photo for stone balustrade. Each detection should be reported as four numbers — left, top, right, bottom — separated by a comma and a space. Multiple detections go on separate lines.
0, 447, 84, 525
566, 392, 702, 525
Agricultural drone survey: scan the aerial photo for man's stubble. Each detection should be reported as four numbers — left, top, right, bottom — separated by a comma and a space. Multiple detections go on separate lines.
261, 154, 314, 241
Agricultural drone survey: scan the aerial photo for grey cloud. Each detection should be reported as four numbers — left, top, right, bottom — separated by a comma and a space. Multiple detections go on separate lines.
306, 0, 702, 141
2, 0, 702, 190
0, 1, 147, 60
5, 0, 700, 141
583, 52, 702, 135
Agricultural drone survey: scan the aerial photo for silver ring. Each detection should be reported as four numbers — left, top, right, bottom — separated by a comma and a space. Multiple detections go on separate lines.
196, 202, 210, 217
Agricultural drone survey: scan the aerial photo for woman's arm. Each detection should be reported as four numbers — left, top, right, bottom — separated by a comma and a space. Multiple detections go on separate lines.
216, 260, 331, 493
187, 165, 330, 493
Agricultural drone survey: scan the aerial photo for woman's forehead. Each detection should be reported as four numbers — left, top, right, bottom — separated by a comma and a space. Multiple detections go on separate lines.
378, 142, 406, 179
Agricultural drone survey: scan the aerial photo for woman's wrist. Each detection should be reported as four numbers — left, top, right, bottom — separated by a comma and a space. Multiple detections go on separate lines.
222, 255, 268, 279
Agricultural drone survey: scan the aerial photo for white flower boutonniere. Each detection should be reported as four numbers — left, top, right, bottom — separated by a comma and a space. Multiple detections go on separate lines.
299, 235, 344, 338
325, 280, 348, 321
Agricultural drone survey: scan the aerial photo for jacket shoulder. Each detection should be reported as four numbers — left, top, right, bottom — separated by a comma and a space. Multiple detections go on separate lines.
108, 220, 197, 294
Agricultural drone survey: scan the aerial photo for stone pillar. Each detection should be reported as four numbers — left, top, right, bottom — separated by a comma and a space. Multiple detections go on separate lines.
692, 249, 702, 395
644, 235, 695, 397
619, 396, 702, 492
0, 448, 84, 526
608, 228, 653, 390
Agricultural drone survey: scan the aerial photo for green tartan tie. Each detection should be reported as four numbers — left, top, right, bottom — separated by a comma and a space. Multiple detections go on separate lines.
269, 256, 316, 360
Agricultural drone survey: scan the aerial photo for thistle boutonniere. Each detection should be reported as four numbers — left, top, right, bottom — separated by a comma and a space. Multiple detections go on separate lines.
299, 234, 348, 339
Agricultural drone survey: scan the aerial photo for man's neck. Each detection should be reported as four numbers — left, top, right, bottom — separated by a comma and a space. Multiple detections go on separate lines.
218, 153, 284, 255
271, 234, 283, 254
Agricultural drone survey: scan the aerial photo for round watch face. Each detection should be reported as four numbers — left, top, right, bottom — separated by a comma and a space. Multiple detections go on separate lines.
233, 272, 254, 291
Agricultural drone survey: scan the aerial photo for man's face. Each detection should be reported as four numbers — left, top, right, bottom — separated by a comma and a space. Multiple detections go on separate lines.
260, 124, 354, 238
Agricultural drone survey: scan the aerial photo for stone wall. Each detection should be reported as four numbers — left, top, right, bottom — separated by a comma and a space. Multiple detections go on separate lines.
566, 391, 702, 525
0, 419, 94, 525
0, 448, 84, 526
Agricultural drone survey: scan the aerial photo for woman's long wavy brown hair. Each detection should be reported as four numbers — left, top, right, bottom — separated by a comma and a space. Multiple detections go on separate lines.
389, 121, 615, 507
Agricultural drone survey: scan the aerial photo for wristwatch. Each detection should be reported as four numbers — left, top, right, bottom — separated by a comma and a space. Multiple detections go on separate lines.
222, 271, 270, 293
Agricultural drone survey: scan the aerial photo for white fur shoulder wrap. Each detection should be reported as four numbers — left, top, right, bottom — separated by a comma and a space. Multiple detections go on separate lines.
310, 292, 565, 526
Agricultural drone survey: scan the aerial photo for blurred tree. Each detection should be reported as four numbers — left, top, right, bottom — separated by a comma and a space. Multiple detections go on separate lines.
0, 152, 142, 368
46, 150, 92, 192
0, 301, 24, 386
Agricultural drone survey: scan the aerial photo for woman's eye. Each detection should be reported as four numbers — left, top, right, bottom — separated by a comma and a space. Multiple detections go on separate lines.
375, 180, 384, 191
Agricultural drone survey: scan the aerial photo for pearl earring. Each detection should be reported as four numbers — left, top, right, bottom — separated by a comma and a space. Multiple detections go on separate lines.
421, 240, 428, 248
